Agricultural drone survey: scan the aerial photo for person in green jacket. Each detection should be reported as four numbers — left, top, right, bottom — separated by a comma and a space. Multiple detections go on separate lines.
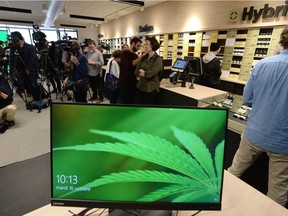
134, 37, 163, 105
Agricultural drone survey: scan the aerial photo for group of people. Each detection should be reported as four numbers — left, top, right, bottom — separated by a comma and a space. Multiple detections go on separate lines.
0, 32, 164, 133
61, 36, 163, 105
0, 27, 287, 207
117, 37, 163, 105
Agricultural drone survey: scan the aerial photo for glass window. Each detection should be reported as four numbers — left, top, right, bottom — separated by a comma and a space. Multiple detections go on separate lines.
59, 30, 78, 40
0, 30, 8, 44
39, 30, 58, 42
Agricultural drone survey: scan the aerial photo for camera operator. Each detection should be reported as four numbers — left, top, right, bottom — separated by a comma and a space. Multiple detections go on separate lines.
8, 31, 41, 101
0, 83, 17, 134
63, 41, 89, 102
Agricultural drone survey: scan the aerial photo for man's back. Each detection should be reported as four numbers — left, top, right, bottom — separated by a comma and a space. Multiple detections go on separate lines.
244, 50, 288, 154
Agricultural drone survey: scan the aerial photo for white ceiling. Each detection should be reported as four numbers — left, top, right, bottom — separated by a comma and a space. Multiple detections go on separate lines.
0, 0, 166, 28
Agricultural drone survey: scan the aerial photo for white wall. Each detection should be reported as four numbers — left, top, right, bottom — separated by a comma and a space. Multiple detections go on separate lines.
99, 1, 288, 39
77, 28, 99, 43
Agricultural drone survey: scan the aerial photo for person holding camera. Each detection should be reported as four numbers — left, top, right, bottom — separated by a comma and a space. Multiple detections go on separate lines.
0, 84, 17, 134
63, 41, 89, 102
8, 31, 41, 102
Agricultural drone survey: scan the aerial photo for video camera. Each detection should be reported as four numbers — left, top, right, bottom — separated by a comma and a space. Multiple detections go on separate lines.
32, 25, 47, 51
58, 35, 79, 55
6, 35, 19, 49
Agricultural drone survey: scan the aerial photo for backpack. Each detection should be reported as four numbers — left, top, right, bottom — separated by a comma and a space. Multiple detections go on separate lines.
26, 100, 49, 111
104, 60, 119, 91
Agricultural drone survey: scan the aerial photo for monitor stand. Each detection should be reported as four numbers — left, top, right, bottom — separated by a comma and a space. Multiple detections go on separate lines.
109, 209, 172, 216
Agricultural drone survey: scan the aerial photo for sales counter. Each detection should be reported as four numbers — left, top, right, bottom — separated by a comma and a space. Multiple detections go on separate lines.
24, 171, 288, 216
158, 79, 227, 107
102, 65, 172, 71
158, 79, 245, 134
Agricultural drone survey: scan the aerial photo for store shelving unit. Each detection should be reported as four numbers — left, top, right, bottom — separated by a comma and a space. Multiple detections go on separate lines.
100, 25, 284, 85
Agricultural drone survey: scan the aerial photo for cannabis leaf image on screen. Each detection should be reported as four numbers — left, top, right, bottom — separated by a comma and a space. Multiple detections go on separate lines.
54, 126, 224, 203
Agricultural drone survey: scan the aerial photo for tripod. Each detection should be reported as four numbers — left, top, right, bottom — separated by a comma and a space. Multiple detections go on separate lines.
1, 49, 30, 106
38, 48, 62, 103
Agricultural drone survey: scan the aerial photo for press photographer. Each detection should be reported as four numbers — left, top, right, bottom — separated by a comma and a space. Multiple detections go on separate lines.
62, 40, 89, 102
8, 31, 41, 102
32, 27, 62, 94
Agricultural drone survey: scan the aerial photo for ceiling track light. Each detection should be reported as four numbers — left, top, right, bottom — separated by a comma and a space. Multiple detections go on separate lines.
111, 0, 144, 7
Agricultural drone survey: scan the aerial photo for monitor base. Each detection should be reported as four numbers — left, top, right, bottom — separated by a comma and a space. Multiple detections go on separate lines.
109, 209, 172, 216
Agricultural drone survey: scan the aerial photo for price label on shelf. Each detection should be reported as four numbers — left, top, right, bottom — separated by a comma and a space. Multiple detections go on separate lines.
243, 47, 256, 57
247, 29, 259, 37
246, 38, 257, 47
227, 29, 237, 38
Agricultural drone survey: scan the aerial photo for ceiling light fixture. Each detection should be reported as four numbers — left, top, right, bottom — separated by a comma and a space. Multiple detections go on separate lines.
140, 6, 144, 11
70, 14, 105, 21
60, 24, 86, 28
111, 0, 144, 7
0, 6, 32, 14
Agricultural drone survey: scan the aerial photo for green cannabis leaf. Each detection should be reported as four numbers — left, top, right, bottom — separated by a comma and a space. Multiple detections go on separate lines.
54, 127, 224, 202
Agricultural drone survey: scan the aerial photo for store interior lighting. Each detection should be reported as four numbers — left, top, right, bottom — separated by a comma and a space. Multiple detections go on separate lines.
111, 0, 144, 7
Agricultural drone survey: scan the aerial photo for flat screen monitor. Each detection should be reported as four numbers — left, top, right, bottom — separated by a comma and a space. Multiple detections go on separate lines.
171, 59, 189, 72
184, 56, 203, 76
51, 103, 228, 211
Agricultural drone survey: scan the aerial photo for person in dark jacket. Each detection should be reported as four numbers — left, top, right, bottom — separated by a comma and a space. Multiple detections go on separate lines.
63, 41, 89, 103
9, 31, 41, 101
201, 42, 222, 88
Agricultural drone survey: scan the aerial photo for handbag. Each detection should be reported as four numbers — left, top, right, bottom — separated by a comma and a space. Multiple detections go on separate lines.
105, 60, 118, 91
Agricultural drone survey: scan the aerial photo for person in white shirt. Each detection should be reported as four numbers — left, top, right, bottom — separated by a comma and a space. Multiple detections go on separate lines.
104, 50, 121, 103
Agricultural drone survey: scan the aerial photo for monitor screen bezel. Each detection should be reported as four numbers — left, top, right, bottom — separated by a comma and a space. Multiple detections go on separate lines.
171, 59, 189, 72
50, 102, 228, 211
184, 56, 203, 76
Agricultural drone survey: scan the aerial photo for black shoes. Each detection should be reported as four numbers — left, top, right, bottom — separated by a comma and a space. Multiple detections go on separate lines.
0, 120, 15, 134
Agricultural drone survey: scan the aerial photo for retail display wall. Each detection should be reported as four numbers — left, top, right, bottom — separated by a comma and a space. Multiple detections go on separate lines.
100, 25, 284, 83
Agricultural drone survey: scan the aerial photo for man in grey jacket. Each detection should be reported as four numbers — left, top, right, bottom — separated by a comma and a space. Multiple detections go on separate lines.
86, 40, 104, 103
